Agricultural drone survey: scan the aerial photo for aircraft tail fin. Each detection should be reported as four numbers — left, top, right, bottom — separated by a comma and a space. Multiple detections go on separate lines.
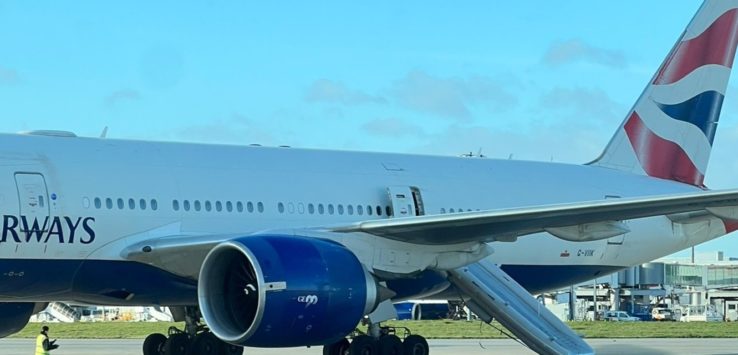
592, 1, 738, 187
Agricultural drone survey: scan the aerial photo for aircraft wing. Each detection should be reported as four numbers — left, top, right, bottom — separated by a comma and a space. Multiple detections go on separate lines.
330, 189, 738, 245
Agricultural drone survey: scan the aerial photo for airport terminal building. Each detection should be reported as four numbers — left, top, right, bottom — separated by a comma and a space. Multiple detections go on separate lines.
558, 252, 738, 322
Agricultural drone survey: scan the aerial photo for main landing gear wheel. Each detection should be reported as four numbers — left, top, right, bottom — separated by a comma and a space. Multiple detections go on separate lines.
163, 333, 190, 355
323, 333, 429, 355
349, 335, 378, 355
403, 335, 429, 355
142, 333, 167, 355
323, 338, 350, 355
378, 335, 403, 355
189, 332, 222, 355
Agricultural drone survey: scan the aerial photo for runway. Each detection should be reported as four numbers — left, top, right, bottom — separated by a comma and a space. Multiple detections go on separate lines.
1, 338, 737, 355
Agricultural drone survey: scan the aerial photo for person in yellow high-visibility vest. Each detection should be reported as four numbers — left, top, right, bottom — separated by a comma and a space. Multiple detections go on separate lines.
35, 326, 59, 355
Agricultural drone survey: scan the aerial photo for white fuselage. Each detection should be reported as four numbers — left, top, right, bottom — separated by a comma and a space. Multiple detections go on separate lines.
0, 133, 728, 303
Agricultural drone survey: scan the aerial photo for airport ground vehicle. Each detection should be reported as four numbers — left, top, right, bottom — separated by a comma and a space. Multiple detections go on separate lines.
651, 307, 674, 321
603, 311, 640, 322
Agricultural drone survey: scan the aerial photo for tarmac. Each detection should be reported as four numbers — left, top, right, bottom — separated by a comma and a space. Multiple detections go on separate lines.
1, 338, 737, 355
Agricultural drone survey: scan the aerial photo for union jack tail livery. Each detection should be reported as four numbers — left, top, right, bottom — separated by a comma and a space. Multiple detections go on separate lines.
593, 0, 738, 187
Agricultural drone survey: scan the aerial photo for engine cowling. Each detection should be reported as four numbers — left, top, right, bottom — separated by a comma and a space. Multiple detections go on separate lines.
0, 302, 47, 338
198, 235, 377, 347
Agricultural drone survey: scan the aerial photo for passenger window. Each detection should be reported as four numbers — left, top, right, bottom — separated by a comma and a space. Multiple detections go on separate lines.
140, 199, 147, 210
247, 201, 254, 213
278, 202, 285, 213
328, 204, 335, 215
205, 201, 212, 212
367, 205, 372, 216
106, 198, 113, 210
357, 205, 363, 215
184, 200, 191, 211
194, 200, 201, 211
237, 201, 244, 213
337, 204, 344, 215
129, 198, 136, 210
226, 201, 233, 212
440, 208, 446, 214
83, 197, 90, 209
386, 206, 392, 216
257, 202, 264, 213
151, 199, 158, 211
308, 203, 315, 214
94, 197, 102, 209
347, 205, 354, 215
297, 203, 304, 214
376, 206, 382, 216
449, 208, 455, 213
173, 200, 180, 211
216, 201, 222, 212
318, 204, 325, 215
117, 198, 124, 210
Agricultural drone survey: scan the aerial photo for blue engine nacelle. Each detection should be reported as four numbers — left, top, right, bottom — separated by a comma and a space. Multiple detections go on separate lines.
198, 235, 378, 347
0, 302, 47, 338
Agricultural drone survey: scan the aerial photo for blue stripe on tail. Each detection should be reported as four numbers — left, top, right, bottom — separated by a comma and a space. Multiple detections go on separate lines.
655, 91, 724, 144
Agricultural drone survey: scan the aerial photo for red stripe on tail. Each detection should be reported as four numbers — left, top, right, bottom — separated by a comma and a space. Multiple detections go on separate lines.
722, 219, 738, 233
623, 112, 705, 186
654, 9, 738, 85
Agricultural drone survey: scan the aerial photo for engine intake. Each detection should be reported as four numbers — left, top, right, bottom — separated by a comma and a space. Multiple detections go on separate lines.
198, 235, 377, 347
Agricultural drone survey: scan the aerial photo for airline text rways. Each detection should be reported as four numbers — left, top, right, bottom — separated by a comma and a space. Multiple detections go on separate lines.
1, 215, 95, 244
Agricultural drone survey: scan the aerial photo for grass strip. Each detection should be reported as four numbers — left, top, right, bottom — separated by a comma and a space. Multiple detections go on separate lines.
11, 320, 738, 339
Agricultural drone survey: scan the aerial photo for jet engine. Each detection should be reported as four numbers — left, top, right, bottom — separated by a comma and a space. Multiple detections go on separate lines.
0, 302, 47, 338
198, 235, 377, 347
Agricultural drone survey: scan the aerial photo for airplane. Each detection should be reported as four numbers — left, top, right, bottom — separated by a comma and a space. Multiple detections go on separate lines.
2, 1, 738, 354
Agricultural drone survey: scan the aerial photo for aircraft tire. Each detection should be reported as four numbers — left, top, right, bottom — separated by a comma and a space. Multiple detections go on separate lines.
402, 335, 428, 355
143, 333, 167, 355
349, 335, 377, 355
323, 338, 350, 355
189, 332, 223, 355
378, 334, 403, 355
163, 333, 190, 355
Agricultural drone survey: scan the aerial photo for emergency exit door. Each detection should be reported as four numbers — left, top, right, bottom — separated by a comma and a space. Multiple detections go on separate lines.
14, 173, 50, 225
387, 186, 424, 217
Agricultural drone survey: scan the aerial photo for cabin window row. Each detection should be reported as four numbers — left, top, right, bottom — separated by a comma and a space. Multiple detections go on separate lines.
86, 197, 265, 214
276, 202, 392, 217
172, 200, 264, 213
91, 197, 159, 211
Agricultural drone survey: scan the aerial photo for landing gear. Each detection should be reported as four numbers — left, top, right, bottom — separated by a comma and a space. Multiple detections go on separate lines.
402, 335, 429, 355
322, 326, 429, 355
163, 332, 189, 355
377, 334, 403, 355
142, 333, 167, 355
323, 338, 350, 355
190, 332, 221, 355
349, 335, 377, 355
189, 332, 244, 355
141, 306, 244, 355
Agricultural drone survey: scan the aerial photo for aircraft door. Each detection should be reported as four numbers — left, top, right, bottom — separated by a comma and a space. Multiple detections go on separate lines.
387, 186, 424, 217
14, 173, 50, 227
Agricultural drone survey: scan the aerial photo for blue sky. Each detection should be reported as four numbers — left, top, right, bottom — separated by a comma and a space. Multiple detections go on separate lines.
2, 1, 737, 257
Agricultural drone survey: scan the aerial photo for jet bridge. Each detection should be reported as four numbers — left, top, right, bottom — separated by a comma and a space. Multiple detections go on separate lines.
448, 260, 594, 355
